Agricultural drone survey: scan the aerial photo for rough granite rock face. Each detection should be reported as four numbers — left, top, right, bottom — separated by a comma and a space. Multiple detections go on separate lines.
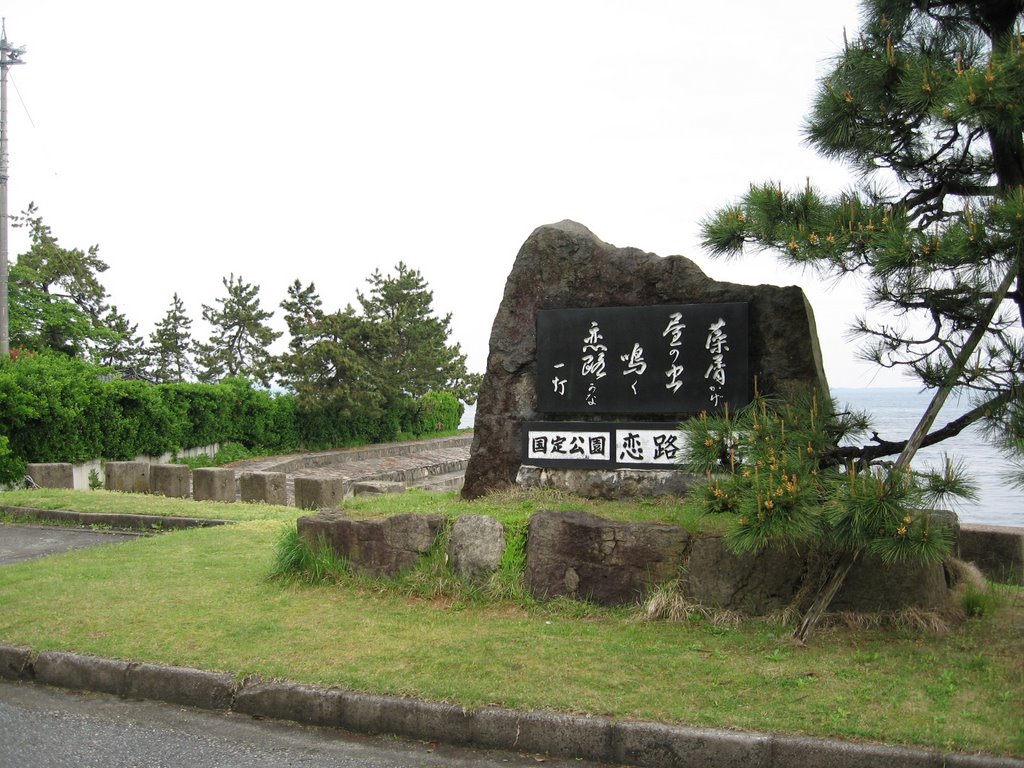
297, 512, 444, 578
677, 536, 809, 613
524, 510, 691, 605
462, 220, 828, 499
522, 510, 954, 611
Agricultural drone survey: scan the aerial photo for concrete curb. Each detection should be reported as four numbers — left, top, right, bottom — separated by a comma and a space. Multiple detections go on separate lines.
1, 645, 1020, 767
0, 505, 234, 531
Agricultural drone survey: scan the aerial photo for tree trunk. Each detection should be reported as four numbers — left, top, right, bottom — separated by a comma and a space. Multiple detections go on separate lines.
793, 259, 1020, 643
793, 550, 860, 644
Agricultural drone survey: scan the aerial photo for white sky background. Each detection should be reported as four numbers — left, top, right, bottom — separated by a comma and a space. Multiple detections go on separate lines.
2, 0, 908, 388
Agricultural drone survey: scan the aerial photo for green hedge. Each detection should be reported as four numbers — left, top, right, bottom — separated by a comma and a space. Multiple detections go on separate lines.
0, 353, 463, 465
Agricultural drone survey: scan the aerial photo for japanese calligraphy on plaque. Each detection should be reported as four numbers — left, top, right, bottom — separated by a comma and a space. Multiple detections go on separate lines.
536, 303, 749, 415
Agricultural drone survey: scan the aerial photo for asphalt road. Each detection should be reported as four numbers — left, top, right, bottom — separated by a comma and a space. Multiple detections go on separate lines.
0, 523, 143, 565
0, 681, 611, 768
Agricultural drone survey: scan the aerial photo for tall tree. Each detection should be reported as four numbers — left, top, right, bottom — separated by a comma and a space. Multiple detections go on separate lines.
277, 302, 385, 416
92, 305, 150, 379
279, 279, 325, 353
357, 262, 481, 405
148, 293, 196, 383
698, 0, 1024, 640
196, 274, 281, 387
8, 204, 111, 357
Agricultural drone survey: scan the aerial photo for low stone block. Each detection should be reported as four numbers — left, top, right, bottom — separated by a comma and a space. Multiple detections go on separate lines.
448, 515, 505, 584
297, 512, 443, 577
104, 461, 150, 494
294, 476, 351, 510
352, 480, 406, 496
33, 651, 130, 696
150, 464, 190, 498
192, 467, 236, 502
959, 524, 1024, 585
25, 463, 74, 489
125, 662, 235, 710
239, 471, 287, 505
525, 510, 690, 605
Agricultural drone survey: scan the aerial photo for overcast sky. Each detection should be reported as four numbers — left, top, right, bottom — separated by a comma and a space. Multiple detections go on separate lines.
2, 0, 909, 388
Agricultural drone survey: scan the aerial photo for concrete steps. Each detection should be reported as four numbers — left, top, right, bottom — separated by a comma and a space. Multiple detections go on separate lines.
229, 437, 471, 505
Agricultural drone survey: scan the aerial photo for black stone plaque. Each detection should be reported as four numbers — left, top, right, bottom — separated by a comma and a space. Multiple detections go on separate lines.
536, 303, 749, 415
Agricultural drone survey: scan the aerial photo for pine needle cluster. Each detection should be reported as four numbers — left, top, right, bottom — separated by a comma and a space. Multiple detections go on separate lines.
680, 390, 969, 566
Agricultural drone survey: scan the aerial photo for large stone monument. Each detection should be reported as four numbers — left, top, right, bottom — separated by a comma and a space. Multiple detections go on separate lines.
462, 221, 828, 499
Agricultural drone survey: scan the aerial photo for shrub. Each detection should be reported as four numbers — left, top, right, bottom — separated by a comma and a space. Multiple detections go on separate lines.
0, 433, 25, 486
0, 353, 459, 466
408, 391, 463, 435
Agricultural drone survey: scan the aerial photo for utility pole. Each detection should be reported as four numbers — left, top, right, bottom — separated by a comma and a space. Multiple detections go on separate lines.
0, 20, 25, 358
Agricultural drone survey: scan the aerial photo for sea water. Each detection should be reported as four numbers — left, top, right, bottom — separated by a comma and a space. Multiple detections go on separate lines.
833, 388, 1020, 527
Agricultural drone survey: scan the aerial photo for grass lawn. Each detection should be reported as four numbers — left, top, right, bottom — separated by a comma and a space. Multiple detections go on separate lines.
0, 488, 1021, 757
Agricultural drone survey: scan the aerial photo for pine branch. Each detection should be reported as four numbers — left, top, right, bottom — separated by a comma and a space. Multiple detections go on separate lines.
822, 389, 1014, 468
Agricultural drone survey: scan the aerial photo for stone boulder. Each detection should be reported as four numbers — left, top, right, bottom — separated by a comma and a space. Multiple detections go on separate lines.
677, 536, 807, 614
676, 535, 953, 615
297, 512, 444, 578
447, 515, 506, 584
462, 221, 828, 499
833, 554, 952, 612
524, 510, 691, 605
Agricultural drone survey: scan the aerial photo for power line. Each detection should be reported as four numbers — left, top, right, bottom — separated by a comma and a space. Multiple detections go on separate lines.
9, 70, 35, 129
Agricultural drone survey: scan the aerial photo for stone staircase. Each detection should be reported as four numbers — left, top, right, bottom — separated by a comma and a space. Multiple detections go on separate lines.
229, 435, 472, 502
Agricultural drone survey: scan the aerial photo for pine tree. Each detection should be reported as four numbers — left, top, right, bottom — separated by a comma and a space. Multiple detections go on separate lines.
149, 293, 196, 383
277, 302, 385, 416
279, 279, 324, 353
696, 0, 1024, 641
357, 262, 481, 405
8, 204, 111, 357
91, 305, 150, 379
196, 274, 281, 387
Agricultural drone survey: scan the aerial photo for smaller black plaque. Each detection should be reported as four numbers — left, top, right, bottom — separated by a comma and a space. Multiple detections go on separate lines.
522, 421, 684, 470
